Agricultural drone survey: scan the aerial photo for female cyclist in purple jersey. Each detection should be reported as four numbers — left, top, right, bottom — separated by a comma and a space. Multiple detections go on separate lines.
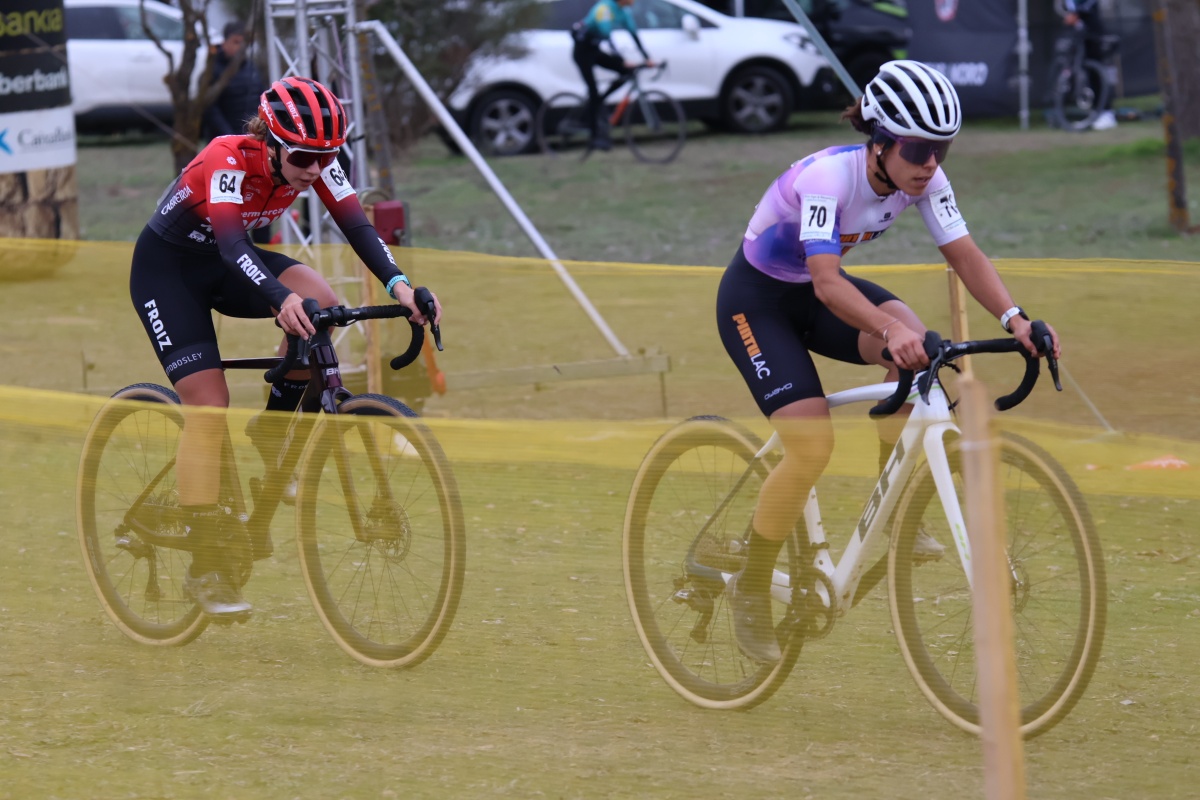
715, 60, 1061, 664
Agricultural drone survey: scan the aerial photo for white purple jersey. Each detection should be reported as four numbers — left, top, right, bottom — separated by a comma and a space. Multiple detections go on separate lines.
742, 144, 969, 283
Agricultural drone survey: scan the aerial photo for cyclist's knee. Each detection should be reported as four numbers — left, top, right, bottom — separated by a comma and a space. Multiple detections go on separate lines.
176, 369, 230, 408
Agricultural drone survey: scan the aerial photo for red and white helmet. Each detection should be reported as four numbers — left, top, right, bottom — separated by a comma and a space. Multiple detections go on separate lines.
258, 77, 347, 150
862, 60, 961, 141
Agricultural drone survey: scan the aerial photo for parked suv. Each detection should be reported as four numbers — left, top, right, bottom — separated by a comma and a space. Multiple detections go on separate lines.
448, 0, 830, 156
64, 0, 195, 131
696, 0, 911, 100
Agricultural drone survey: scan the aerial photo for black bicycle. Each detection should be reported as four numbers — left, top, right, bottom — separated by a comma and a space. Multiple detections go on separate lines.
77, 292, 465, 668
536, 62, 686, 164
1046, 26, 1119, 131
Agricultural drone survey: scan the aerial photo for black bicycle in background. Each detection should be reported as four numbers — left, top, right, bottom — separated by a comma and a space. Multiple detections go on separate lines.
536, 62, 686, 164
77, 293, 465, 668
1046, 26, 1120, 131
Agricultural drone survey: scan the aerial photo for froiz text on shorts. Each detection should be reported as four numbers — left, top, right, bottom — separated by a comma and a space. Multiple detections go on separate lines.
142, 299, 173, 351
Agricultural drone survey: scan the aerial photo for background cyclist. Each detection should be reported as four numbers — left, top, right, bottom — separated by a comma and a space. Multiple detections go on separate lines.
571, 0, 655, 151
129, 76, 441, 620
1061, 0, 1118, 131
714, 60, 1060, 664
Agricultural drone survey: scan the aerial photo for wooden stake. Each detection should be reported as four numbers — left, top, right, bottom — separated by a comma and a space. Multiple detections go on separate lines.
959, 378, 1026, 800
947, 267, 973, 376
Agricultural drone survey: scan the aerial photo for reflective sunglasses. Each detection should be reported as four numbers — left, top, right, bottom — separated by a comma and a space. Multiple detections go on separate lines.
272, 134, 339, 169
881, 132, 953, 166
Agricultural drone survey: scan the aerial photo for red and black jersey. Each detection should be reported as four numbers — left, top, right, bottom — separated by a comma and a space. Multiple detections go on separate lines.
146, 135, 404, 309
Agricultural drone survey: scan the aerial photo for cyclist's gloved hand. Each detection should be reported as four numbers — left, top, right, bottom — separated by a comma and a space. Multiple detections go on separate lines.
885, 322, 930, 371
390, 280, 442, 327
1008, 316, 1061, 360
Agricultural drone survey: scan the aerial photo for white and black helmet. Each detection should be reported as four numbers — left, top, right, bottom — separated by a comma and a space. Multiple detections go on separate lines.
862, 60, 961, 141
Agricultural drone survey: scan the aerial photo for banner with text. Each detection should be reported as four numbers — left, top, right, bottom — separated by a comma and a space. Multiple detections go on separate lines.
0, 0, 77, 238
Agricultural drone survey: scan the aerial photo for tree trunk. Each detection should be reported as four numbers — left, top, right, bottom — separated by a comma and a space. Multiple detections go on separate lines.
1164, 0, 1200, 139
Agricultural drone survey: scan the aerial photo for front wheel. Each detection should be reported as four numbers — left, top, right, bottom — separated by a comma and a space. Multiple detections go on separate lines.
76, 383, 208, 646
888, 432, 1106, 738
623, 416, 803, 709
296, 394, 465, 668
623, 89, 685, 164
535, 92, 589, 157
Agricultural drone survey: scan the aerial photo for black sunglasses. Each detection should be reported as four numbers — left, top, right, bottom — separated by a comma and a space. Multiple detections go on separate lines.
885, 133, 953, 166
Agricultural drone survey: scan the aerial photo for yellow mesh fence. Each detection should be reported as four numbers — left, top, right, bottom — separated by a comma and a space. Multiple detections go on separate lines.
1, 240, 1197, 797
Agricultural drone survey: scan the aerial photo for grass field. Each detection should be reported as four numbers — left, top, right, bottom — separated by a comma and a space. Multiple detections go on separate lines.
2, 115, 1198, 797
75, 112, 1200, 265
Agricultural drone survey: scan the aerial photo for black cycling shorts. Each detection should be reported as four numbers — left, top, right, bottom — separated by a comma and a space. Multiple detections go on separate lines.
129, 225, 303, 384
715, 244, 902, 417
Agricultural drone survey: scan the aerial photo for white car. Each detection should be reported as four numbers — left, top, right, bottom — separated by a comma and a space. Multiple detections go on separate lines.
448, 0, 832, 155
64, 0, 198, 130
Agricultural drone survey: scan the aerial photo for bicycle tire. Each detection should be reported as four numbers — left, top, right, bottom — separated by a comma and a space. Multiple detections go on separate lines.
624, 89, 686, 164
535, 92, 589, 157
1050, 59, 1109, 131
888, 431, 1106, 738
623, 416, 804, 709
295, 393, 465, 668
76, 383, 209, 646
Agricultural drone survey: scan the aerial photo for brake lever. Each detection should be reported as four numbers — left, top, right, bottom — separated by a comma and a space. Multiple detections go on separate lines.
413, 286, 443, 352
916, 331, 947, 404
1030, 320, 1062, 391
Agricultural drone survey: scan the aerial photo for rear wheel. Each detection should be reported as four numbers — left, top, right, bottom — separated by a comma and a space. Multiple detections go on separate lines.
889, 432, 1106, 738
623, 416, 804, 709
721, 65, 794, 134
296, 394, 465, 668
536, 92, 589, 157
623, 89, 686, 164
77, 384, 208, 646
1050, 59, 1108, 131
469, 88, 539, 156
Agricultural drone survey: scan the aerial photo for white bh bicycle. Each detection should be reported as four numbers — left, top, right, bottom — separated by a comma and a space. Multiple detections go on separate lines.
622, 323, 1107, 739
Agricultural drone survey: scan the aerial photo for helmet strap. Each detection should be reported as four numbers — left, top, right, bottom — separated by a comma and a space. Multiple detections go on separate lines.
266, 139, 287, 186
870, 130, 899, 193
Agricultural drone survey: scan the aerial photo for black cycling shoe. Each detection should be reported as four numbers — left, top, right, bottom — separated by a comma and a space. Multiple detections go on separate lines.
726, 571, 781, 664
184, 570, 252, 622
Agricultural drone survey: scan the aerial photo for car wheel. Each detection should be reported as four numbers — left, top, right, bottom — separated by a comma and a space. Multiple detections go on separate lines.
721, 65, 794, 134
468, 89, 539, 156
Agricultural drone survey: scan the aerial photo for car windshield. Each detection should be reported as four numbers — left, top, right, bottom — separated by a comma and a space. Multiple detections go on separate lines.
114, 5, 184, 40
630, 0, 690, 29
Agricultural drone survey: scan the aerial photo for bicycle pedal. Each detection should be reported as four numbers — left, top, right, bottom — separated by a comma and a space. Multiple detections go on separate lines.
207, 609, 252, 626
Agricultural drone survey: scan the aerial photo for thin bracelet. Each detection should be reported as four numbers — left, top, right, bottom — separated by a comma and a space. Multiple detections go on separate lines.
870, 318, 899, 342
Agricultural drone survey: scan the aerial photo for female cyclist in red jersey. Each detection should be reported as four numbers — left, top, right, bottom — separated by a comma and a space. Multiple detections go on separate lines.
130, 76, 441, 619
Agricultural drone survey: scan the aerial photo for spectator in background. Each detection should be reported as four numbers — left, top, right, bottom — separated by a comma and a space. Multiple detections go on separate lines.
1062, 0, 1117, 131
203, 21, 266, 139
204, 20, 271, 241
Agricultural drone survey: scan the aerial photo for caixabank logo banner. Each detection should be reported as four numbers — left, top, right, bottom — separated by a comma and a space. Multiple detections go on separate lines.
0, 105, 75, 173
0, 0, 71, 114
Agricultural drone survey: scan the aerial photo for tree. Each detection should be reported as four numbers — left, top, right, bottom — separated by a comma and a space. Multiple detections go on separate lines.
358, 0, 543, 154
141, 0, 263, 172
1162, 0, 1199, 140
140, 0, 544, 170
